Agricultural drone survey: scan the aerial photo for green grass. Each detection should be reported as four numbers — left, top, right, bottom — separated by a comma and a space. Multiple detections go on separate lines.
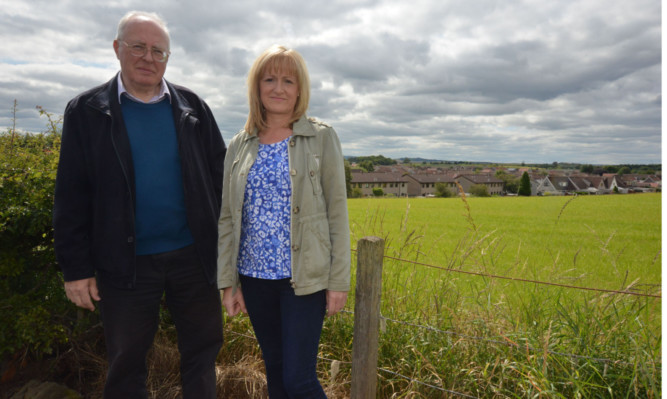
331, 193, 661, 397
348, 194, 660, 292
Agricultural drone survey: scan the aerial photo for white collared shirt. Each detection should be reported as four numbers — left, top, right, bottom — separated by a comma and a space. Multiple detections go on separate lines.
117, 73, 171, 104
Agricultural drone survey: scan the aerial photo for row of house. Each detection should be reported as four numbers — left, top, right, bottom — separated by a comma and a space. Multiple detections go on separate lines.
350, 172, 504, 197
350, 165, 661, 197
532, 173, 661, 195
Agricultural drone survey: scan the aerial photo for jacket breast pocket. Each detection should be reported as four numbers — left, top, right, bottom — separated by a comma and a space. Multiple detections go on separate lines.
307, 153, 322, 196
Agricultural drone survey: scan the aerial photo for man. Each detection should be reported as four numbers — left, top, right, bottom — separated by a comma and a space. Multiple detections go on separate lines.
53, 11, 225, 399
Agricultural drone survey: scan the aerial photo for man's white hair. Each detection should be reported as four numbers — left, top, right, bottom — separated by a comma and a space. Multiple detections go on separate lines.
116, 11, 170, 47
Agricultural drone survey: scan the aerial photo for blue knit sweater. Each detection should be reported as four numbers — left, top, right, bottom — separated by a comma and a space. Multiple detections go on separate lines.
121, 97, 194, 255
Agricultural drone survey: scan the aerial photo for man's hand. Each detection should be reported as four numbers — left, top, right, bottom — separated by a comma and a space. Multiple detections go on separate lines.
64, 277, 101, 311
222, 287, 247, 317
326, 290, 348, 316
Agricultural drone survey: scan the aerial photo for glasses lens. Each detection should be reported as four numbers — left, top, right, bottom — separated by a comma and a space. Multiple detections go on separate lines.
124, 42, 168, 62
128, 44, 146, 57
152, 49, 168, 62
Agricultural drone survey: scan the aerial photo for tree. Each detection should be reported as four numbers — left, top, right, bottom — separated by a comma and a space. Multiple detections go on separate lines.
359, 160, 374, 172
637, 166, 656, 174
344, 160, 352, 197
434, 182, 454, 198
580, 164, 594, 174
469, 184, 490, 197
495, 170, 519, 194
518, 171, 531, 196
348, 154, 396, 166
618, 166, 631, 175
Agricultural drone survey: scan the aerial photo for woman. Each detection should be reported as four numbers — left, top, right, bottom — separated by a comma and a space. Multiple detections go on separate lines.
217, 45, 351, 398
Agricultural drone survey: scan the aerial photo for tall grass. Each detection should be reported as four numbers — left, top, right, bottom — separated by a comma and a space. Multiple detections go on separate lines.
321, 193, 661, 397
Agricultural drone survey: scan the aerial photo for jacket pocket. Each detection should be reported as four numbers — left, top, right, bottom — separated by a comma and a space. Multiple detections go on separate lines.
307, 153, 322, 196
294, 213, 331, 281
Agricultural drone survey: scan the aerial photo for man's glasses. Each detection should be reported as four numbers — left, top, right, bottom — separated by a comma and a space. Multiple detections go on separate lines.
121, 41, 170, 63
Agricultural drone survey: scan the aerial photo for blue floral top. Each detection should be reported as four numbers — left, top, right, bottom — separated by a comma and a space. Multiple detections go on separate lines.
238, 137, 292, 279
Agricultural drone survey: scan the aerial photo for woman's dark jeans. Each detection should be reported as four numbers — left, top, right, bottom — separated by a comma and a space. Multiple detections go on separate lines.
239, 274, 327, 399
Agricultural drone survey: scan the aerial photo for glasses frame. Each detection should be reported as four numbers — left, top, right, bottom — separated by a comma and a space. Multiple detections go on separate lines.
121, 41, 170, 63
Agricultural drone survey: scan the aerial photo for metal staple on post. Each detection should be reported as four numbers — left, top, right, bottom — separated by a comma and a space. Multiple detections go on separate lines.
350, 236, 384, 399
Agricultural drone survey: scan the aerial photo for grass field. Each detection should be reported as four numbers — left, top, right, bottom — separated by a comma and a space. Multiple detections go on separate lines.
223, 193, 661, 398
348, 194, 660, 292
341, 193, 661, 397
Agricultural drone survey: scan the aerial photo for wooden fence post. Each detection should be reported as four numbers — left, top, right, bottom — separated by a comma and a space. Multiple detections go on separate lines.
351, 236, 384, 399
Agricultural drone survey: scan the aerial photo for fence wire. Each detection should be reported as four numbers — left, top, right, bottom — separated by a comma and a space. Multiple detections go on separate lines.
362, 251, 661, 299
222, 248, 659, 397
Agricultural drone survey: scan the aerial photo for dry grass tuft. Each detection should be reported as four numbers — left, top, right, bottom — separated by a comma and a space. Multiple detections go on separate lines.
27, 328, 274, 399
145, 334, 183, 398
216, 354, 268, 398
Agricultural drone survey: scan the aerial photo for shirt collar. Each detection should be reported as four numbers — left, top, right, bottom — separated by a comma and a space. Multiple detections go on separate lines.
117, 73, 171, 104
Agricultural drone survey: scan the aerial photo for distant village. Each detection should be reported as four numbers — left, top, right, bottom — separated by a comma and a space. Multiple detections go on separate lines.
348, 161, 662, 198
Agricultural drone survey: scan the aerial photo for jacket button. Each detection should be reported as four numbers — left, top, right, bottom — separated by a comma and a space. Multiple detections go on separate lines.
310, 170, 315, 177
290, 169, 297, 176
292, 244, 300, 251
289, 139, 296, 147
293, 206, 300, 214
127, 236, 134, 243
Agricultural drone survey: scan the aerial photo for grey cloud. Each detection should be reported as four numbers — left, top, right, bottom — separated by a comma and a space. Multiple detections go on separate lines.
0, 0, 660, 164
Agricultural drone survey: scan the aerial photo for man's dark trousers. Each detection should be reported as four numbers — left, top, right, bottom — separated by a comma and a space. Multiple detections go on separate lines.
98, 245, 223, 399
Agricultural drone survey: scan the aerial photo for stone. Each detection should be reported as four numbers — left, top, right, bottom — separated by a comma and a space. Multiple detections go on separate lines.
9, 380, 82, 399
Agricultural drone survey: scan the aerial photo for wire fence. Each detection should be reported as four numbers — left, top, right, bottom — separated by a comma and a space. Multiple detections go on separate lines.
361, 247, 659, 396
226, 243, 660, 398
381, 254, 661, 299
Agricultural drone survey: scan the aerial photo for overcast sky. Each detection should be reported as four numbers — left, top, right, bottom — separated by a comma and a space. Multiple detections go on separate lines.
0, 0, 661, 164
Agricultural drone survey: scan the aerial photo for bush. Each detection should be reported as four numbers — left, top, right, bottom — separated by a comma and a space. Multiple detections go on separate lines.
434, 183, 454, 198
0, 107, 94, 362
469, 184, 490, 197
495, 170, 519, 194
350, 187, 363, 198
372, 187, 384, 197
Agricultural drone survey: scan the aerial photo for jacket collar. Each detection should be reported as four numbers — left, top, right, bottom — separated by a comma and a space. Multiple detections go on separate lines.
166, 80, 196, 116
292, 115, 316, 137
242, 114, 315, 143
85, 74, 118, 116
85, 73, 195, 121
117, 73, 171, 104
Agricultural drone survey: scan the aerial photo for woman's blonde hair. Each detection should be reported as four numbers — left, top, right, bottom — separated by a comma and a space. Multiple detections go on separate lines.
244, 45, 310, 134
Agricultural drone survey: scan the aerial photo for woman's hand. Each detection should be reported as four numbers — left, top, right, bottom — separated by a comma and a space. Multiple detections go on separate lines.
326, 290, 348, 316
222, 286, 247, 317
